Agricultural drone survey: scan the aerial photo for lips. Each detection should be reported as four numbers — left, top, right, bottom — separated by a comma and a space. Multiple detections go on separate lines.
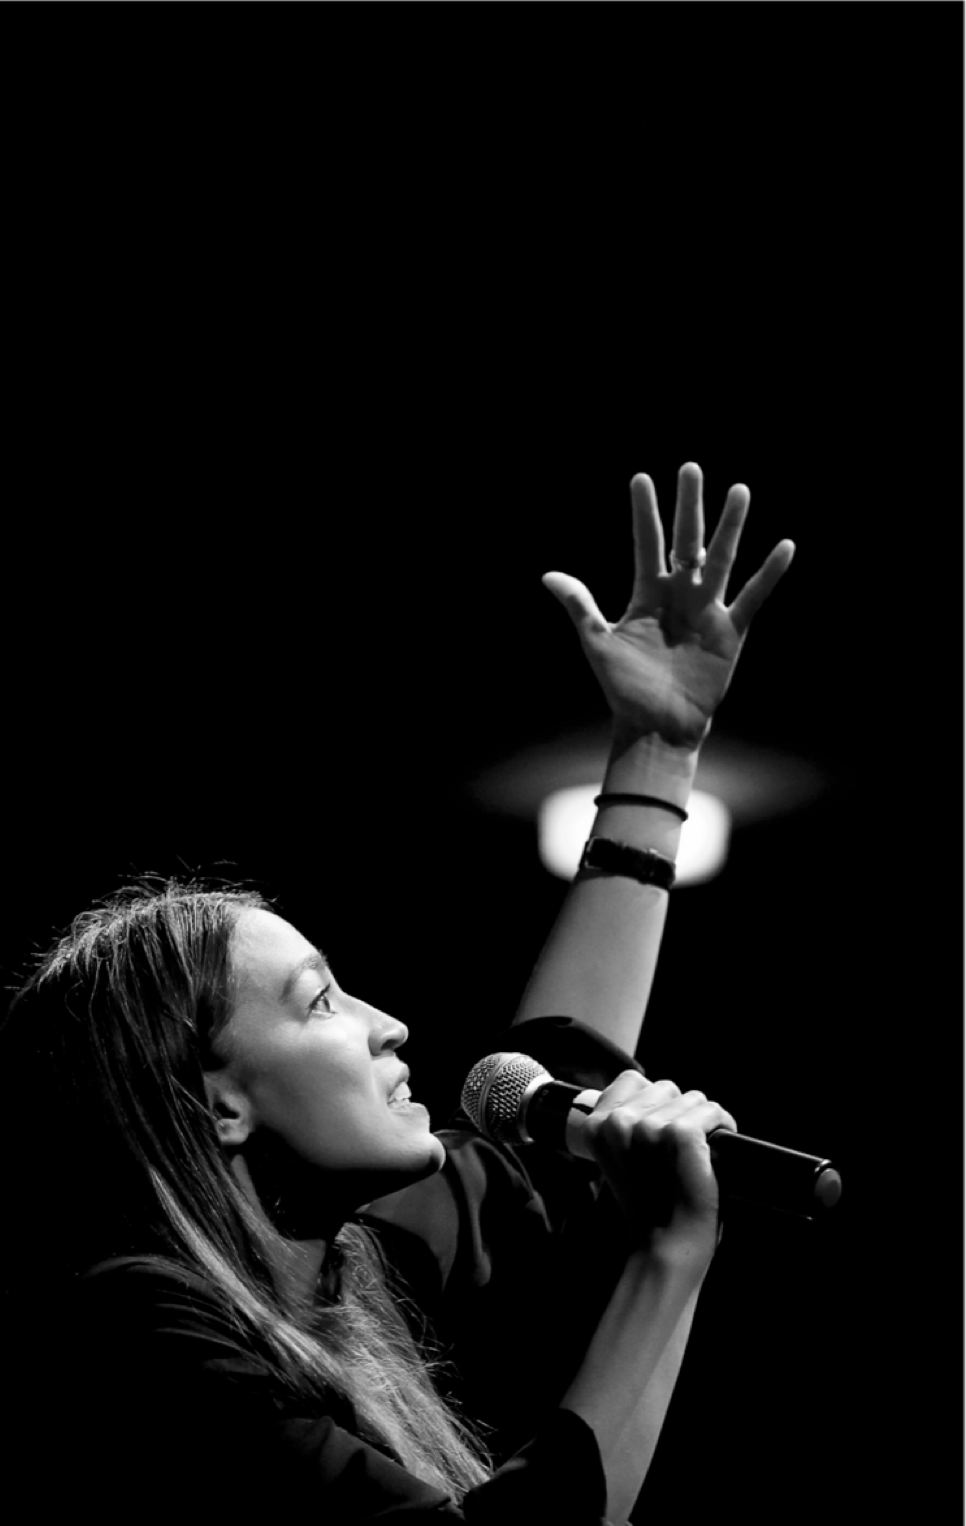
387, 1068, 411, 1104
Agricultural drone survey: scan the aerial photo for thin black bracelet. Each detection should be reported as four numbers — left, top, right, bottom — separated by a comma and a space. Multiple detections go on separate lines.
577, 836, 677, 890
593, 793, 689, 823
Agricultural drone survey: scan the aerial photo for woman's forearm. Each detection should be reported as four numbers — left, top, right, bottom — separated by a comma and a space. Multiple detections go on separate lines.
560, 1247, 707, 1526
512, 735, 700, 1054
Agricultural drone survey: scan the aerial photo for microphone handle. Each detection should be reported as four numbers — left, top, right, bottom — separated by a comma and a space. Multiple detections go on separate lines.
707, 1126, 842, 1221
521, 1080, 842, 1222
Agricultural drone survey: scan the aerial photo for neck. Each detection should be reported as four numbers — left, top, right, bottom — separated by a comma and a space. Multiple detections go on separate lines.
270, 1231, 331, 1311
227, 1152, 346, 1312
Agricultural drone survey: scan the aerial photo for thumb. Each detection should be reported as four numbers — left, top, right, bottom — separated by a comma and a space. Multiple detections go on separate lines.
541, 572, 610, 636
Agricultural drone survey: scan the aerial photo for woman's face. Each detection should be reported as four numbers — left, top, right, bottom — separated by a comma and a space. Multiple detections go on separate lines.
209, 908, 445, 1213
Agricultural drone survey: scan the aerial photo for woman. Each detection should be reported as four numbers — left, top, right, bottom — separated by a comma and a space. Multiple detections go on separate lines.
1, 464, 793, 1523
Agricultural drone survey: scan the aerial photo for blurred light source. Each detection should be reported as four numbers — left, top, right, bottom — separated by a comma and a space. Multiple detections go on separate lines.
469, 725, 827, 827
537, 786, 732, 886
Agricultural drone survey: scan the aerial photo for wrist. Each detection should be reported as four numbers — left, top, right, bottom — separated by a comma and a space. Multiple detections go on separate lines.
594, 734, 699, 857
603, 730, 700, 806
627, 1236, 715, 1291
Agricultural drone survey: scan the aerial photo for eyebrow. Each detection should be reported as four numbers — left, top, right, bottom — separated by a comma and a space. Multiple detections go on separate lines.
279, 948, 330, 1005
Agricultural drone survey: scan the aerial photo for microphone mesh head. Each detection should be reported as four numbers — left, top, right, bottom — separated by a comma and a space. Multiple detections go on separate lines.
461, 1052, 550, 1145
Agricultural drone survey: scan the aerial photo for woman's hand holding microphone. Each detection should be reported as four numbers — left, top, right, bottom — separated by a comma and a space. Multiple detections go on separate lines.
582, 1069, 738, 1273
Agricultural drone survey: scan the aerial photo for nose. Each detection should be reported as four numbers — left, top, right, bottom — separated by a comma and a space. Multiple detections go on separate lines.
367, 1005, 408, 1055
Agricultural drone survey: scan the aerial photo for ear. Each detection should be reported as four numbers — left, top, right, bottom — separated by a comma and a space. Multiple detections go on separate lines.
203, 1069, 254, 1150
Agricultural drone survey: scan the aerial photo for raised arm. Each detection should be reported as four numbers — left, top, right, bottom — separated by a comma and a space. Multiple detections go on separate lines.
512, 462, 795, 1054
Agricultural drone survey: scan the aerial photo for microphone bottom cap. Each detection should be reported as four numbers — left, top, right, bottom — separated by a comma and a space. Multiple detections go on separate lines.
814, 1168, 842, 1210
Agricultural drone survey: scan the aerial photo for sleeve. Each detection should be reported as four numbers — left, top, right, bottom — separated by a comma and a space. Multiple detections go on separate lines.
59, 1257, 608, 1525
359, 1017, 645, 1463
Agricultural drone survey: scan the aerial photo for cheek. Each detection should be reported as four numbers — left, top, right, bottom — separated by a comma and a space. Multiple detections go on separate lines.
252, 1051, 376, 1160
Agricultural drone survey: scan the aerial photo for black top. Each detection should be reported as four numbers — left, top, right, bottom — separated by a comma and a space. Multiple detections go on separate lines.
43, 1018, 645, 1523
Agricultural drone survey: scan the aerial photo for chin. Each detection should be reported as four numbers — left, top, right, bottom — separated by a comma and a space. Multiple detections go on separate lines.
401, 1131, 446, 1179
358, 1139, 445, 1212
424, 1132, 447, 1171
398, 1128, 447, 1182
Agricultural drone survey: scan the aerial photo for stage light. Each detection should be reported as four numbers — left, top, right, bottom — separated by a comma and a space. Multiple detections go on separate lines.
537, 786, 732, 886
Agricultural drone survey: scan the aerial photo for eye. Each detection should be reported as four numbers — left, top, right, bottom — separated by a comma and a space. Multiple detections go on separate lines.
309, 982, 335, 1015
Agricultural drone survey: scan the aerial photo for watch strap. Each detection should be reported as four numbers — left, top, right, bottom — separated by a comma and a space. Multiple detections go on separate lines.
577, 835, 677, 890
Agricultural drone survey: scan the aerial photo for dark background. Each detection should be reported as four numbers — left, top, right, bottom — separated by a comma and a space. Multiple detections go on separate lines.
5, 107, 927, 1501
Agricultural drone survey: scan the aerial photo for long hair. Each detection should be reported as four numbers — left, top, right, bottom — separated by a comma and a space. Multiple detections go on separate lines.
0, 875, 491, 1499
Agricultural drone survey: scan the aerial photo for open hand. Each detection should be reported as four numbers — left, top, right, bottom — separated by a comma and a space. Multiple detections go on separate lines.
543, 463, 795, 749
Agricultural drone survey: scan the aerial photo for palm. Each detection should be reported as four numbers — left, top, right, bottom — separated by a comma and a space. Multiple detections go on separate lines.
543, 464, 795, 750
597, 601, 741, 747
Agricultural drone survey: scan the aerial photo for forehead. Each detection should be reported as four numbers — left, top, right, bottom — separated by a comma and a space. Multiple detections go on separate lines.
231, 908, 316, 997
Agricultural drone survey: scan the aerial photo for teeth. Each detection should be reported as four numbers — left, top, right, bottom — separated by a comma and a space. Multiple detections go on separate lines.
389, 1084, 412, 1104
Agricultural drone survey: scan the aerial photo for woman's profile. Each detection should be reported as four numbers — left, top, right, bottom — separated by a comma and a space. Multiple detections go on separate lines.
1, 463, 795, 1523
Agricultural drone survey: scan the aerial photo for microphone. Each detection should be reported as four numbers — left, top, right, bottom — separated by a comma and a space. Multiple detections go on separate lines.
461, 1052, 843, 1222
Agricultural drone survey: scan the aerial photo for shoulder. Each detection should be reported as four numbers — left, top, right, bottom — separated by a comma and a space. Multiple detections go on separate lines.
63, 1261, 385, 1494
75, 1254, 239, 1336
68, 1253, 287, 1413
32, 1259, 464, 1520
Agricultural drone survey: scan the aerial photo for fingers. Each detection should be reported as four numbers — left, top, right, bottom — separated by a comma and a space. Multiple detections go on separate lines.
591, 1073, 736, 1137
547, 466, 794, 643
589, 1079, 737, 1192
587, 1077, 735, 1248
671, 462, 705, 566
702, 483, 751, 603
727, 538, 796, 638
628, 473, 666, 606
632, 1087, 736, 1140
541, 571, 611, 637
594, 1068, 654, 1116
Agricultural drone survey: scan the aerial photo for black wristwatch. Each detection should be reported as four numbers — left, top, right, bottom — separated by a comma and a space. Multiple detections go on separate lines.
577, 835, 677, 890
